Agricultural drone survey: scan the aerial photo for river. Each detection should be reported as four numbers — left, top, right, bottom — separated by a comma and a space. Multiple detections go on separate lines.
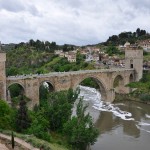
78, 85, 150, 150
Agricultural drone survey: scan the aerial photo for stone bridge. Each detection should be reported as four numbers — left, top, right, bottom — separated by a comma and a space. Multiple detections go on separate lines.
0, 48, 143, 109
6, 68, 135, 108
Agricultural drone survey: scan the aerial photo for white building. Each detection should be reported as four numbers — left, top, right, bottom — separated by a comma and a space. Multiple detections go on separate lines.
54, 50, 63, 55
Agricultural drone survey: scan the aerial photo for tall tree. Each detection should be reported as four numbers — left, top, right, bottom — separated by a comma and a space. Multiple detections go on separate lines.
136, 28, 141, 37
16, 98, 30, 132
63, 98, 99, 150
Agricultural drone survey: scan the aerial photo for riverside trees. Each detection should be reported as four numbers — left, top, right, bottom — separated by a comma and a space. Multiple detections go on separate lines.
0, 88, 99, 149
63, 98, 99, 150
127, 71, 150, 102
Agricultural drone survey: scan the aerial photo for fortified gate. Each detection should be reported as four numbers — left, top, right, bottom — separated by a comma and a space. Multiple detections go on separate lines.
0, 48, 143, 109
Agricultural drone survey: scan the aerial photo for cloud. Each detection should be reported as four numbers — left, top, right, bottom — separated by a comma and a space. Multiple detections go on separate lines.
0, 0, 150, 45
0, 0, 25, 12
0, 0, 40, 16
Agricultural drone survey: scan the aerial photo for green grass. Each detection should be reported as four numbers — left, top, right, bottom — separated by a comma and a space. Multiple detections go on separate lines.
0, 129, 69, 150
44, 57, 61, 67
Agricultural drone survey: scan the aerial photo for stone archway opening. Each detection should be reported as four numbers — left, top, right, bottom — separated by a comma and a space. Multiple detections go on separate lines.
129, 74, 134, 92
113, 75, 124, 93
7, 83, 24, 105
76, 77, 107, 101
129, 74, 134, 82
39, 81, 54, 100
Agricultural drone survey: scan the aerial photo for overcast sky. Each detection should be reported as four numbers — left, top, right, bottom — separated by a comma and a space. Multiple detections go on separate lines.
0, 0, 150, 45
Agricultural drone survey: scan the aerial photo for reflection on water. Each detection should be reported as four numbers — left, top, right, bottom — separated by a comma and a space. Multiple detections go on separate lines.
78, 86, 150, 150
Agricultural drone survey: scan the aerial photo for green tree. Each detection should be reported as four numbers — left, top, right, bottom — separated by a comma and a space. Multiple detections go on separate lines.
46, 91, 74, 131
27, 109, 50, 141
63, 98, 99, 150
0, 100, 13, 129
39, 84, 49, 101
16, 98, 31, 132
106, 45, 119, 56
8, 84, 23, 98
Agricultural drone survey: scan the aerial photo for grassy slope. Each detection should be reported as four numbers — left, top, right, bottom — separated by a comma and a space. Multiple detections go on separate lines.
0, 130, 68, 150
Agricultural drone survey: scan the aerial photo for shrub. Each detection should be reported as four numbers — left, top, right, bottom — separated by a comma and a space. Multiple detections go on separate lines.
139, 94, 150, 102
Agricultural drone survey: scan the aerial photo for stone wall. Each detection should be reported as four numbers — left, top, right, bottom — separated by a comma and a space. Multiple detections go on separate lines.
0, 53, 6, 100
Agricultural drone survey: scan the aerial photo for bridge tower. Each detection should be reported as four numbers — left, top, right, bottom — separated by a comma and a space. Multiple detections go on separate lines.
0, 50, 7, 100
125, 46, 143, 81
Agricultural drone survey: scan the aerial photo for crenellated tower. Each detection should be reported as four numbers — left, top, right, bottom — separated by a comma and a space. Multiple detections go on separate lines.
125, 46, 143, 81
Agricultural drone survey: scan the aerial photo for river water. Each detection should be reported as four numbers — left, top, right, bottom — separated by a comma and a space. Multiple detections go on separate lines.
78, 85, 150, 150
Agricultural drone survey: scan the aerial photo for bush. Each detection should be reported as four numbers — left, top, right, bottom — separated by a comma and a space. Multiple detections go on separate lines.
139, 94, 150, 102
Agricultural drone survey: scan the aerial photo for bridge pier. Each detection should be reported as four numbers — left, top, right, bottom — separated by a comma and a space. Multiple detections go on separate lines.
105, 89, 115, 103
24, 79, 39, 109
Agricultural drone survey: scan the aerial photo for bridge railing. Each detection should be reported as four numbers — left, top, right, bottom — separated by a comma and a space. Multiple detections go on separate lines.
7, 68, 134, 80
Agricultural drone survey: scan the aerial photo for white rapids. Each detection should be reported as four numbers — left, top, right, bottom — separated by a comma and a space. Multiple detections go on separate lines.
145, 114, 150, 119
78, 85, 134, 121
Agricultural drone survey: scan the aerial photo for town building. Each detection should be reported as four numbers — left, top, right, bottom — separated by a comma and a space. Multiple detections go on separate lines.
54, 50, 63, 55
138, 39, 150, 52
67, 52, 76, 62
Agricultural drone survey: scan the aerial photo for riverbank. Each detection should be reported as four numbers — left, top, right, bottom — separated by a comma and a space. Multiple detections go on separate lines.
115, 93, 150, 105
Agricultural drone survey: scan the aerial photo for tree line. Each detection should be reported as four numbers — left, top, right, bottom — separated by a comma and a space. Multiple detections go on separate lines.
105, 28, 150, 46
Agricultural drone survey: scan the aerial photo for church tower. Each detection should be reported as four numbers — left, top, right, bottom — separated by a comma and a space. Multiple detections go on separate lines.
125, 46, 143, 81
0, 42, 6, 100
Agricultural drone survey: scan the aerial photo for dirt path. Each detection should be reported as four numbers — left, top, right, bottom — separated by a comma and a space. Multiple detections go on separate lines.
0, 133, 39, 150
0, 143, 9, 150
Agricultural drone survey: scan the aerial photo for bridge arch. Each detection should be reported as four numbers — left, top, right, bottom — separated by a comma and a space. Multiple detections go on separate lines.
129, 73, 134, 82
129, 73, 134, 92
7, 83, 25, 103
73, 75, 107, 101
7, 82, 25, 90
39, 81, 55, 91
113, 75, 124, 93
39, 81, 55, 100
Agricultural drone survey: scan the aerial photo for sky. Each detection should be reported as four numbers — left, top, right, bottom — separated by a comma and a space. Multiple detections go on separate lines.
0, 0, 150, 46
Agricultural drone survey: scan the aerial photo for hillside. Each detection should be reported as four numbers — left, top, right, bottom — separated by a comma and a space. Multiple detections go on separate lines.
5, 42, 94, 76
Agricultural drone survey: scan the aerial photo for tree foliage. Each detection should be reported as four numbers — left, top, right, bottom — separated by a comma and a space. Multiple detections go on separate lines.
16, 98, 31, 132
63, 98, 99, 150
127, 71, 150, 102
106, 28, 149, 46
80, 78, 99, 89
106, 45, 119, 56
0, 100, 14, 129
44, 89, 78, 131
27, 109, 50, 141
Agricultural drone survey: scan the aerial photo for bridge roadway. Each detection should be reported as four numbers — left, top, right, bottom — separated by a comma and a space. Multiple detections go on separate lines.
7, 68, 134, 80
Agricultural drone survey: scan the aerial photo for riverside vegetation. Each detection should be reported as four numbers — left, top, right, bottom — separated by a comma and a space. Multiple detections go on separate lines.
0, 87, 99, 150
126, 70, 150, 103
